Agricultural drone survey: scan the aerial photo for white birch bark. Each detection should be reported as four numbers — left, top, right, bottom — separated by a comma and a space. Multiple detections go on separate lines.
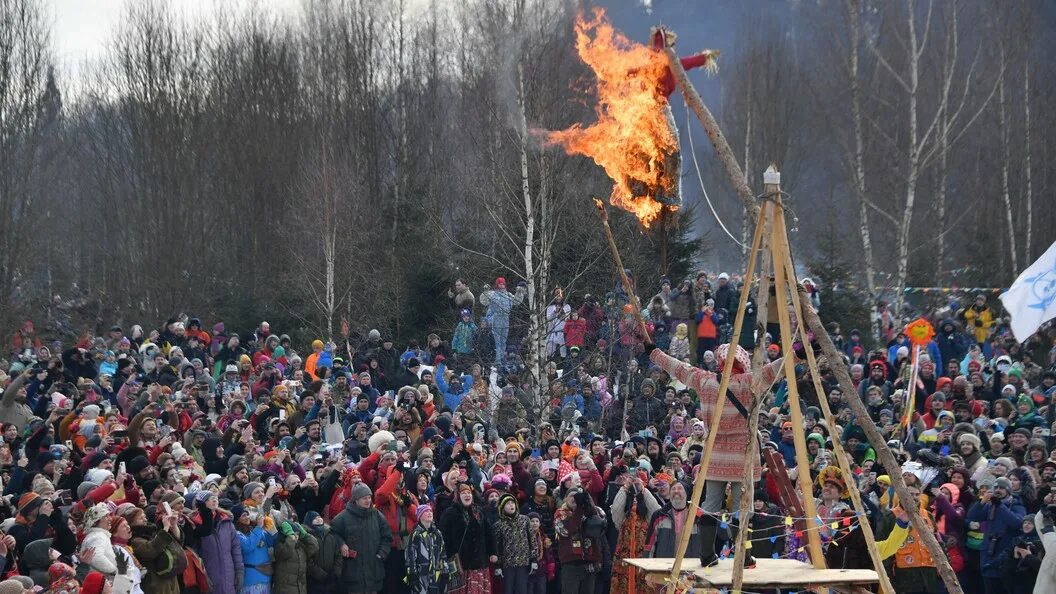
846, 0, 877, 299
997, 41, 1018, 271
1023, 62, 1032, 262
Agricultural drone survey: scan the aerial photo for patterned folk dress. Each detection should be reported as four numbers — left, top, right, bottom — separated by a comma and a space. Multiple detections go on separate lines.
649, 347, 783, 483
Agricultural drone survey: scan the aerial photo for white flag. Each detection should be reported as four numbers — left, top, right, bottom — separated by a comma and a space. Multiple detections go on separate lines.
999, 241, 1056, 342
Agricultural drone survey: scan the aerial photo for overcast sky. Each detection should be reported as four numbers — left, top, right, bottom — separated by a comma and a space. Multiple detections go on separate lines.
49, 0, 301, 86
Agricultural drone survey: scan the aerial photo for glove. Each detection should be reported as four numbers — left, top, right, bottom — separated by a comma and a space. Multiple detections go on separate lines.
531, 562, 538, 573
495, 568, 504, 578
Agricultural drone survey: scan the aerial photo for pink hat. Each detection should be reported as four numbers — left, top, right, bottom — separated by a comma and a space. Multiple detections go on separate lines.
495, 277, 507, 287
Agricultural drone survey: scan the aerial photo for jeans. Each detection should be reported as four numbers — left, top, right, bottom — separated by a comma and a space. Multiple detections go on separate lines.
502, 566, 529, 594
492, 323, 509, 363
527, 573, 546, 594
983, 578, 1009, 594
559, 563, 596, 594
702, 480, 741, 513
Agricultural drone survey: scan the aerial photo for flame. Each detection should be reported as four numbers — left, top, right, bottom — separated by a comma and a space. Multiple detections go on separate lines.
543, 8, 677, 227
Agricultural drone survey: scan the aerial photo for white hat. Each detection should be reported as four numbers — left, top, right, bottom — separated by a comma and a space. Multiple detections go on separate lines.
85, 469, 113, 485
171, 444, 188, 459
718, 272, 730, 280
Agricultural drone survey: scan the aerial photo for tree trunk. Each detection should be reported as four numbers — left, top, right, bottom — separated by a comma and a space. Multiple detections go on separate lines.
518, 65, 544, 409
894, 0, 921, 318
997, 42, 1017, 272
1023, 61, 1032, 263
846, 0, 877, 299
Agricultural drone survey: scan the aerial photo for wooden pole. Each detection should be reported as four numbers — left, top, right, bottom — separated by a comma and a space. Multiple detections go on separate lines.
797, 288, 965, 594
594, 199, 651, 444
778, 229, 895, 594
729, 182, 776, 593
767, 185, 827, 568
662, 45, 758, 223
664, 199, 768, 594
594, 199, 652, 343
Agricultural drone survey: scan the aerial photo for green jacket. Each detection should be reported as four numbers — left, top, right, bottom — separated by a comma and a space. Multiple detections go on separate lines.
330, 503, 392, 592
272, 531, 320, 594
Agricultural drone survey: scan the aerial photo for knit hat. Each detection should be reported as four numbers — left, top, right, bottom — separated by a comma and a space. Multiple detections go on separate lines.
111, 516, 129, 537
994, 457, 1016, 471
415, 504, 432, 522
994, 477, 1013, 492
304, 510, 322, 526
498, 493, 518, 516
491, 473, 512, 488
417, 447, 434, 462
0, 580, 24, 594
17, 492, 42, 516
83, 503, 110, 528
351, 482, 372, 502
242, 482, 264, 500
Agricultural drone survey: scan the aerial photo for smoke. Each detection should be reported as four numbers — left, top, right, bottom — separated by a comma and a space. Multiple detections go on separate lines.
639, 0, 653, 15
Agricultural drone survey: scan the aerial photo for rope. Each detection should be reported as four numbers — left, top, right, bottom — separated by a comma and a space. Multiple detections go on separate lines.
684, 105, 747, 249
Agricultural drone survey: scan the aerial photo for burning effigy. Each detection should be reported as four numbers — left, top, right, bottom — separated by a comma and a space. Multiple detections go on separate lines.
541, 8, 717, 227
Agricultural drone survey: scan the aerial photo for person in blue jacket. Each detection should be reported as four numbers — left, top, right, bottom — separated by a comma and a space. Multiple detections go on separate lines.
966, 477, 1026, 593
435, 360, 473, 412
479, 277, 526, 365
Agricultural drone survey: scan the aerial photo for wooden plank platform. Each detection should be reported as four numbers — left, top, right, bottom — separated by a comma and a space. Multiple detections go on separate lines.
625, 558, 879, 592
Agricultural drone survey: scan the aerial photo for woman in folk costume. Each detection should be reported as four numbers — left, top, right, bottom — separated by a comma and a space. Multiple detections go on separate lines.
609, 469, 660, 594
815, 467, 851, 540
648, 342, 784, 567
649, 343, 783, 508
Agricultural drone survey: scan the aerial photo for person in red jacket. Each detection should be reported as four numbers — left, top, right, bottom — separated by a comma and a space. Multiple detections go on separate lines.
564, 311, 587, 352
375, 459, 418, 593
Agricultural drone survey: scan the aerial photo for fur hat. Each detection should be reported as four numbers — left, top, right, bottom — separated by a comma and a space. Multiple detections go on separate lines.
368, 430, 395, 454
957, 433, 982, 450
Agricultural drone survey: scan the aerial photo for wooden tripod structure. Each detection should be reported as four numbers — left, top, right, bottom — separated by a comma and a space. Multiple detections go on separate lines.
661, 167, 891, 594
657, 36, 964, 594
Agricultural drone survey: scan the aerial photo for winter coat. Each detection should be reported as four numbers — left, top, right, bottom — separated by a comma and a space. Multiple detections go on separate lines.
0, 372, 32, 427
493, 513, 537, 568
191, 510, 243, 594
330, 502, 392, 593
306, 525, 343, 594
22, 538, 53, 587
236, 527, 275, 589
962, 304, 994, 344
272, 531, 319, 594
554, 504, 601, 565
438, 504, 493, 570
81, 527, 119, 579
375, 468, 418, 550
564, 317, 587, 349
405, 523, 447, 594
645, 505, 702, 558
481, 288, 525, 327
966, 495, 1027, 578
129, 525, 185, 594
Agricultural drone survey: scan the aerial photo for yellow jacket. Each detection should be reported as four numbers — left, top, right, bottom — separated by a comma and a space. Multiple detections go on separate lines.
962, 305, 994, 344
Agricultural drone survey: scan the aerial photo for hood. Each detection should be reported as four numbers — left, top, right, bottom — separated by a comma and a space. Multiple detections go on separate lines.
939, 482, 960, 504
202, 438, 222, 462
22, 538, 53, 570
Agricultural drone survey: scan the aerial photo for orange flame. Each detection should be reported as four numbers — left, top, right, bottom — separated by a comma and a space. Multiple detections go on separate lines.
544, 8, 677, 227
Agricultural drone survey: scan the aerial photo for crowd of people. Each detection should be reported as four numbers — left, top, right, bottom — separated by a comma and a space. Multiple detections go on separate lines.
0, 273, 1054, 594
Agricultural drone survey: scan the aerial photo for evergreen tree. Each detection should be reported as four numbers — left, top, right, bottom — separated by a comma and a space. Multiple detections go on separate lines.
808, 223, 874, 350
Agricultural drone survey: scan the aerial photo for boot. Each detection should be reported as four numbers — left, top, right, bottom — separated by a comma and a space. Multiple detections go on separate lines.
698, 514, 719, 568
729, 520, 757, 569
